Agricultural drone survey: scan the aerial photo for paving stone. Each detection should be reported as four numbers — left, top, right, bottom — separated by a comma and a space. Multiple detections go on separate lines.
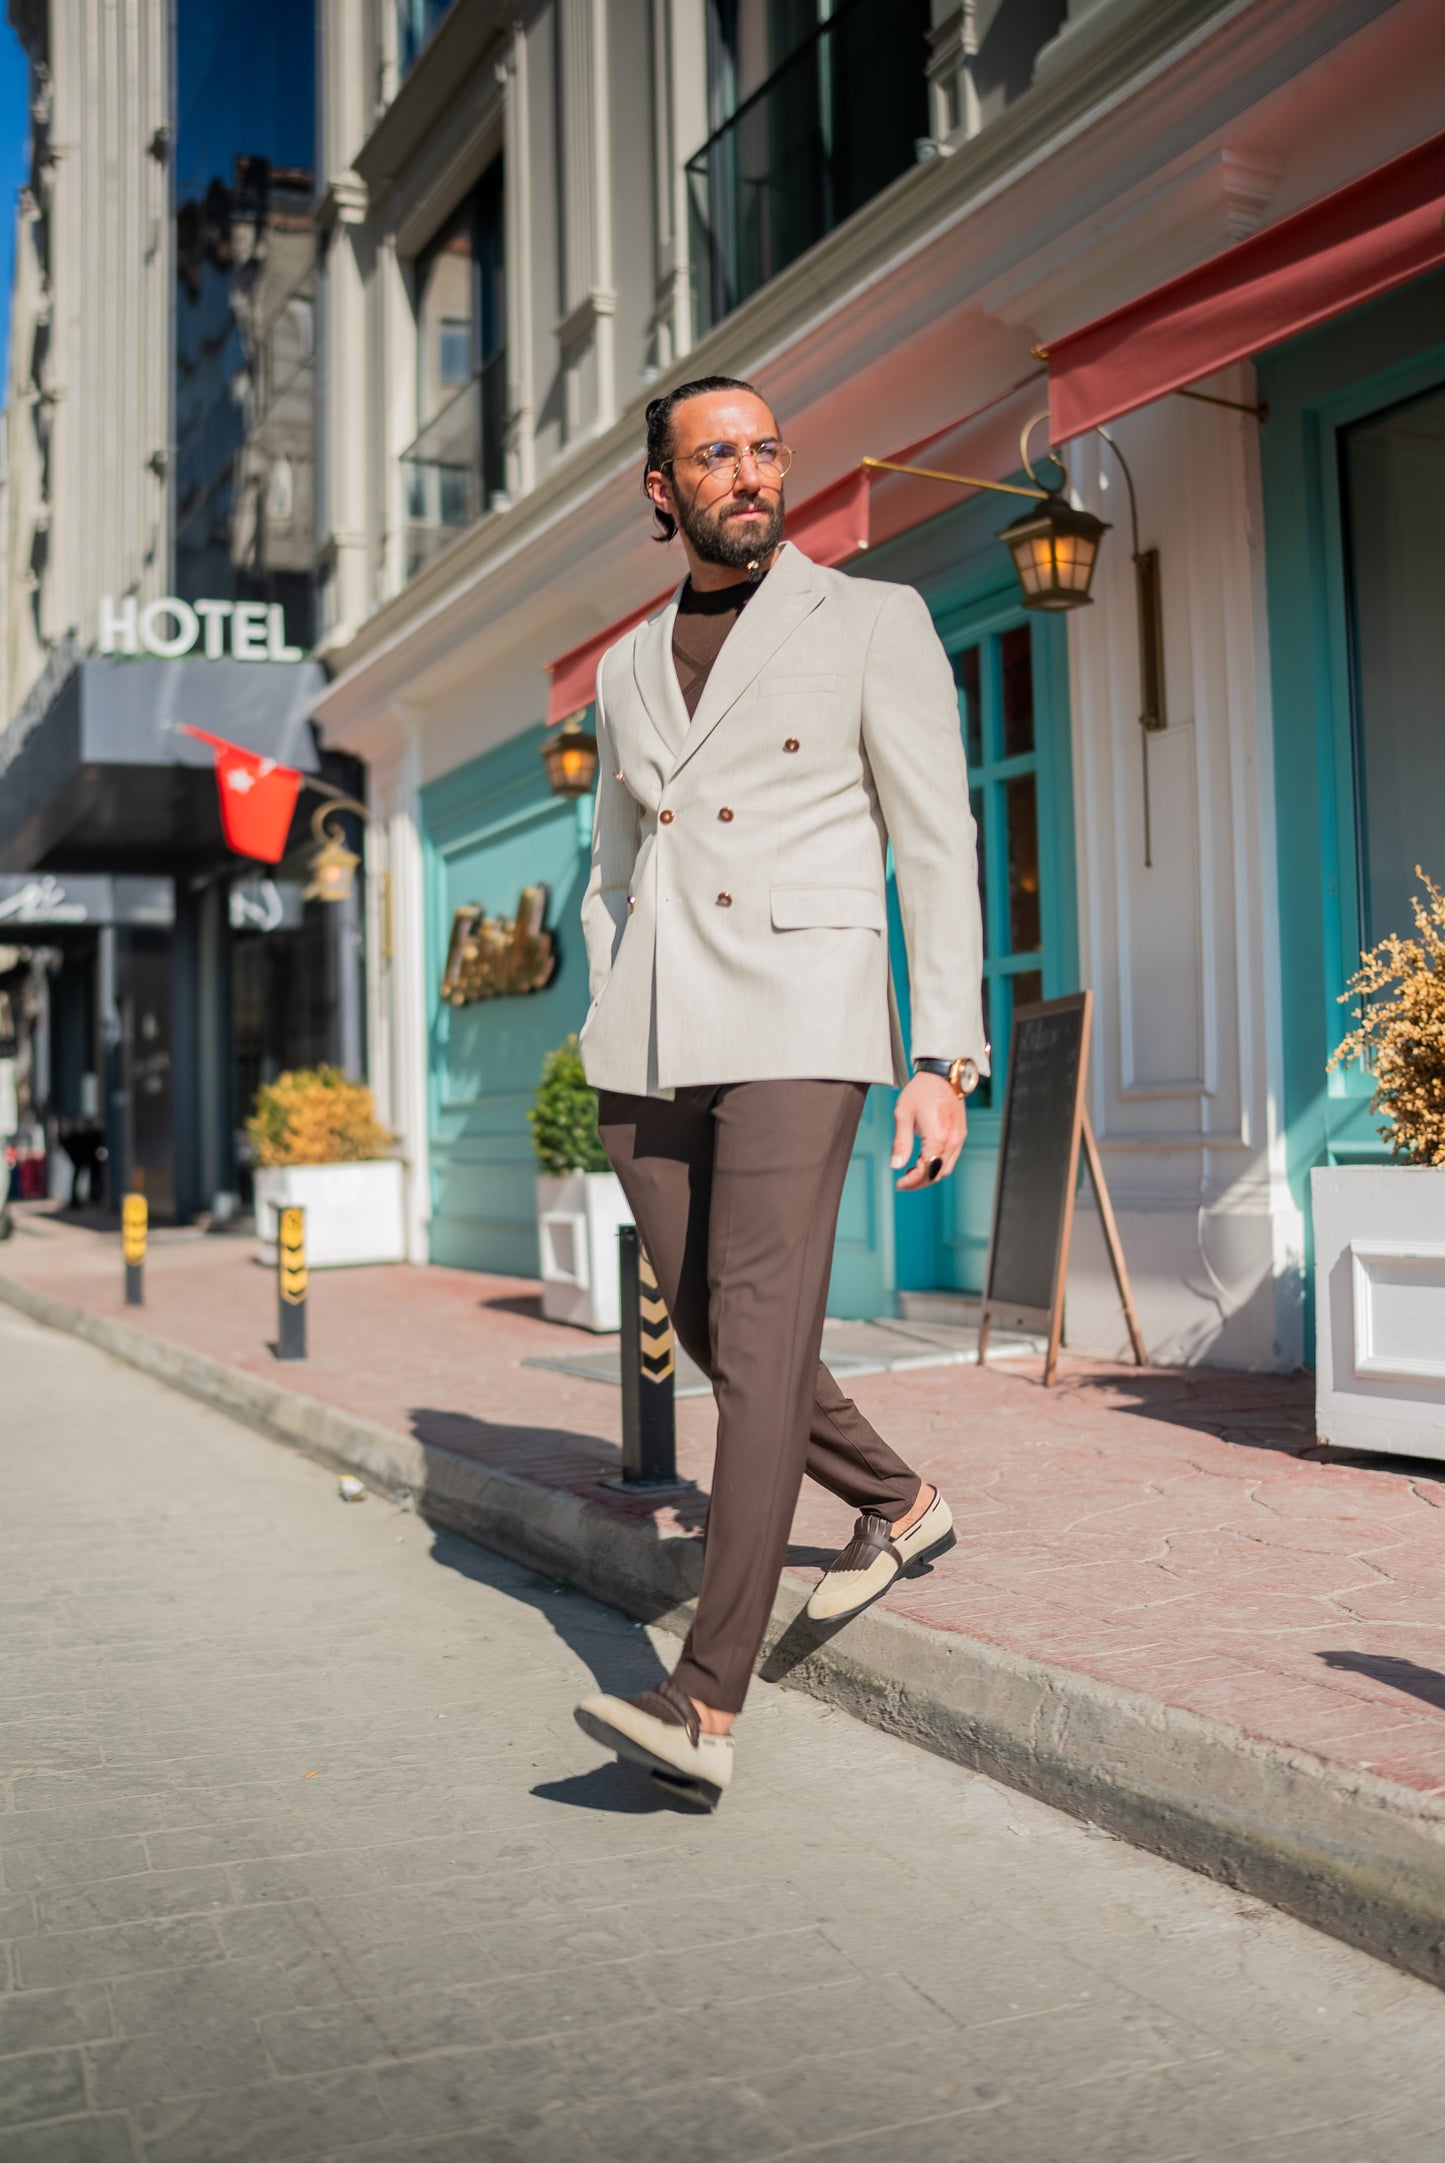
0, 1837, 150, 1895
0, 2117, 139, 2163
85, 2027, 275, 2112
0, 2046, 90, 2129
15, 1915, 224, 1990
0, 1982, 114, 2058
257, 1993, 495, 2076
135, 2070, 391, 2163
37, 1867, 233, 1933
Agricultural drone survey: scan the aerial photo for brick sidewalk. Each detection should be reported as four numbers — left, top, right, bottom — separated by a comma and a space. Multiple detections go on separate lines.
6, 1206, 1445, 1800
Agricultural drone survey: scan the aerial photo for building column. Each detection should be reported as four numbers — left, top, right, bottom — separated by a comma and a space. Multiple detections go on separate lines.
383, 706, 432, 1266
557, 0, 616, 440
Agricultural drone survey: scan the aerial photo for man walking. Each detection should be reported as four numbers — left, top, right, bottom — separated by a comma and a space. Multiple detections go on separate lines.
574, 376, 987, 1803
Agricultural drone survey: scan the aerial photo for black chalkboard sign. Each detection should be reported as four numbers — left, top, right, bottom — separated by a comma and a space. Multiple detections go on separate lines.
977, 990, 1145, 1384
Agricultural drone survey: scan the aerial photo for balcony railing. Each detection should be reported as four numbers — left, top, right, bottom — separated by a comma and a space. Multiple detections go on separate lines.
686, 0, 930, 336
398, 353, 506, 581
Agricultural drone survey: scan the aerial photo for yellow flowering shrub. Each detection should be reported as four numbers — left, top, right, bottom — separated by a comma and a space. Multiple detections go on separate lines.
246, 1066, 394, 1169
1329, 868, 1445, 1166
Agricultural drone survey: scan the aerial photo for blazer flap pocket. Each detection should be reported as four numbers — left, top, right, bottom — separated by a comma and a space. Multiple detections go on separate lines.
771, 885, 885, 932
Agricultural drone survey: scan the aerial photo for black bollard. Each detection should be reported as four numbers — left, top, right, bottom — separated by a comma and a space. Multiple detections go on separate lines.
602, 1224, 691, 1491
122, 1193, 146, 1306
277, 1204, 307, 1361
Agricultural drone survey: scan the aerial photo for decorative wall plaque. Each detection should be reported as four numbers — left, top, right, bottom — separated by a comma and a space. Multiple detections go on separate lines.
441, 885, 557, 1006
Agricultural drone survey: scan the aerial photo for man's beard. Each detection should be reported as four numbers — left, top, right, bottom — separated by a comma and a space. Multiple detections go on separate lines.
678, 488, 785, 570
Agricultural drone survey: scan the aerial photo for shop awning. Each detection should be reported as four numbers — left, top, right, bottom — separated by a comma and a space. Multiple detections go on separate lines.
544, 469, 871, 726
1046, 129, 1445, 443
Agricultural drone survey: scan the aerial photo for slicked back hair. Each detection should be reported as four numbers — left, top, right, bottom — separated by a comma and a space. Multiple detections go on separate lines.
642, 375, 773, 541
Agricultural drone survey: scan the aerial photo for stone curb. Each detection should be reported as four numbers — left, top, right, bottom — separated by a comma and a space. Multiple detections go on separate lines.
5, 1270, 1445, 1989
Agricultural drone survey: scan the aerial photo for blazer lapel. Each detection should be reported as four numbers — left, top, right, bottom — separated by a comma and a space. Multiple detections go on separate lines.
668, 543, 823, 780
631, 587, 690, 765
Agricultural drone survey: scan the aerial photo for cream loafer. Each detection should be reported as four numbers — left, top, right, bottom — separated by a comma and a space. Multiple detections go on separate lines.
575, 1677, 734, 1805
805, 1488, 955, 1623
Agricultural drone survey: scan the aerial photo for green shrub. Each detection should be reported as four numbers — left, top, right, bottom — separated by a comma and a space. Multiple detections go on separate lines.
528, 1036, 609, 1175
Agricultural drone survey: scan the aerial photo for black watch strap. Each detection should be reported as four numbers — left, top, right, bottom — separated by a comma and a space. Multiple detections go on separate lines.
913, 1060, 956, 1081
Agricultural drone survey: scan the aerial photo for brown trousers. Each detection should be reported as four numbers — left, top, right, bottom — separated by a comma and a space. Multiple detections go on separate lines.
597, 1081, 920, 1714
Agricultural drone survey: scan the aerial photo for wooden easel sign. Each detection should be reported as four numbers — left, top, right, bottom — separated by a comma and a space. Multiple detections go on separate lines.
976, 990, 1146, 1386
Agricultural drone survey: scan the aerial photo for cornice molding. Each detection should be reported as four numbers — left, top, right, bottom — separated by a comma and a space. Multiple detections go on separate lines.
314, 0, 1411, 731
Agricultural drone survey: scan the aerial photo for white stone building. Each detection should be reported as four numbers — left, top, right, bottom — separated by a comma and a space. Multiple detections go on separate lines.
311, 0, 1445, 1370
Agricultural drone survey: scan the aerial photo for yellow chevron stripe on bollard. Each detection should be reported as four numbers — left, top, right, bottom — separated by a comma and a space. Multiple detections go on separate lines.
638, 1249, 674, 1382
122, 1194, 147, 1265
278, 1208, 308, 1304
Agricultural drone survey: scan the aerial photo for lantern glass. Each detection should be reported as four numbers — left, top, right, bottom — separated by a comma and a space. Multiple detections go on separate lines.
999, 494, 1110, 612
305, 836, 360, 903
542, 714, 599, 799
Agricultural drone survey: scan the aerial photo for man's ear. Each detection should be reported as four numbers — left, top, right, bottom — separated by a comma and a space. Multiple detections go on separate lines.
644, 469, 675, 521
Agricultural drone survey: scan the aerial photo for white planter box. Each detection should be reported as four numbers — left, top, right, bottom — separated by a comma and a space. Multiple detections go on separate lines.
1313, 1165, 1445, 1460
255, 1160, 407, 1270
536, 1170, 633, 1332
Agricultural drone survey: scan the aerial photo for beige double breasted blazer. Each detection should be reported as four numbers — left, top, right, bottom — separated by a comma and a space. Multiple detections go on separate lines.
578, 541, 988, 1099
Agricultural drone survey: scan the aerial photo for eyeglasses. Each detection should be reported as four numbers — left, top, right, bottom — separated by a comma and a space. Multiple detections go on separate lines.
662, 439, 793, 482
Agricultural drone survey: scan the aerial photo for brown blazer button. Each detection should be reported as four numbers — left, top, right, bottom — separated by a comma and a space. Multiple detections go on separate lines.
716, 891, 733, 907
659, 809, 675, 824
783, 737, 800, 752
718, 806, 734, 822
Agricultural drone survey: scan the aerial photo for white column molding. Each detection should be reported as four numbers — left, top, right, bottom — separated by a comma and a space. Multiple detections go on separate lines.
383, 703, 433, 1266
1063, 382, 1302, 1368
648, 0, 706, 372
927, 5, 980, 146
502, 23, 536, 499
557, 0, 617, 437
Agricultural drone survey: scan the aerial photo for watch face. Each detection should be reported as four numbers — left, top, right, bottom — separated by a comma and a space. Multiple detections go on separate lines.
950, 1058, 980, 1096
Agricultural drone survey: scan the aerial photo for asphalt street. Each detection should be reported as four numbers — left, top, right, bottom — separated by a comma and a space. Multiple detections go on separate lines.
2, 1299, 1443, 2163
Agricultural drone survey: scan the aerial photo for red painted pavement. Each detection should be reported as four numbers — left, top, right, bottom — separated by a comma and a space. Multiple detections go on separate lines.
7, 1208, 1445, 1796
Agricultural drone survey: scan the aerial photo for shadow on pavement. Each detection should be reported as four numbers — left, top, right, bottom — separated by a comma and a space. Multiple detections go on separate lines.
1318, 1650, 1445, 1712
421, 1525, 707, 1817
1062, 1366, 1319, 1456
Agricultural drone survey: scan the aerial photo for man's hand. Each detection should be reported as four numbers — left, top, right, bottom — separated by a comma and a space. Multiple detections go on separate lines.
892, 1073, 967, 1191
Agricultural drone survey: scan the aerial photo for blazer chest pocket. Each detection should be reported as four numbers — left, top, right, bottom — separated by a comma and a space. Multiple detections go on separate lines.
771, 885, 885, 932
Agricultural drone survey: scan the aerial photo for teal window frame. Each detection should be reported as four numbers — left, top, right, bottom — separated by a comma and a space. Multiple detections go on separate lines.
1258, 269, 1445, 1239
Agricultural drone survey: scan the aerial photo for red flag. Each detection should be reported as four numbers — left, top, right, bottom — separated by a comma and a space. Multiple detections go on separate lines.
179, 726, 303, 863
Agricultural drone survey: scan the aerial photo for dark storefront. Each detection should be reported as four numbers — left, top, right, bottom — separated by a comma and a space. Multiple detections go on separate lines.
0, 656, 362, 1216
0, 0, 362, 1220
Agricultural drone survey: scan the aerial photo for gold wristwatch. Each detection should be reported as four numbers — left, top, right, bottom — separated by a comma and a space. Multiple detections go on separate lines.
913, 1057, 981, 1097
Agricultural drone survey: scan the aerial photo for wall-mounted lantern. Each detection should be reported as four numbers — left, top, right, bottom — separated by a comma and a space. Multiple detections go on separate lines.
997, 492, 1109, 611
541, 711, 599, 799
304, 797, 367, 904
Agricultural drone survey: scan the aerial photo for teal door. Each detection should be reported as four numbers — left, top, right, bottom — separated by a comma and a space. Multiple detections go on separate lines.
826, 595, 1074, 1316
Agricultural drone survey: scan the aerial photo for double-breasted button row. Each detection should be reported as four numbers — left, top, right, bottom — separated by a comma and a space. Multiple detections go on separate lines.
659, 809, 675, 824
716, 892, 732, 907
718, 806, 734, 822
784, 738, 800, 753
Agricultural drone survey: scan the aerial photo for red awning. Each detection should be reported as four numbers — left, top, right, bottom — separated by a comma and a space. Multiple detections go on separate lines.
1047, 129, 1445, 443
544, 469, 870, 726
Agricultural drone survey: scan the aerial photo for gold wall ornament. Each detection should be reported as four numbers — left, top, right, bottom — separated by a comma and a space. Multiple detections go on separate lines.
440, 885, 558, 1006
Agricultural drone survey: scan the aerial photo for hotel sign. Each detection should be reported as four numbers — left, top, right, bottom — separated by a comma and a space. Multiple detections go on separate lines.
98, 595, 304, 662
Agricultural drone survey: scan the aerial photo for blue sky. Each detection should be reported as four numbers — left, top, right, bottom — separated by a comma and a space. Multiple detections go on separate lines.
0, 20, 29, 406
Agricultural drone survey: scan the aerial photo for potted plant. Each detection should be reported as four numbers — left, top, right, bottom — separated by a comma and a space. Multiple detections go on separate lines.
529, 1035, 632, 1331
1314, 869, 1445, 1459
248, 1066, 406, 1269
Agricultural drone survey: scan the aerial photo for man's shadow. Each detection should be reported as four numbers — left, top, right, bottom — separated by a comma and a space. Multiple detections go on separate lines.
412, 1409, 710, 1815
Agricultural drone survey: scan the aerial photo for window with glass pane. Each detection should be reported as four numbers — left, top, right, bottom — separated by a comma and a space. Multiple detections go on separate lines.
401, 162, 506, 581
1341, 383, 1445, 950
950, 625, 1045, 1104
397, 0, 456, 77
